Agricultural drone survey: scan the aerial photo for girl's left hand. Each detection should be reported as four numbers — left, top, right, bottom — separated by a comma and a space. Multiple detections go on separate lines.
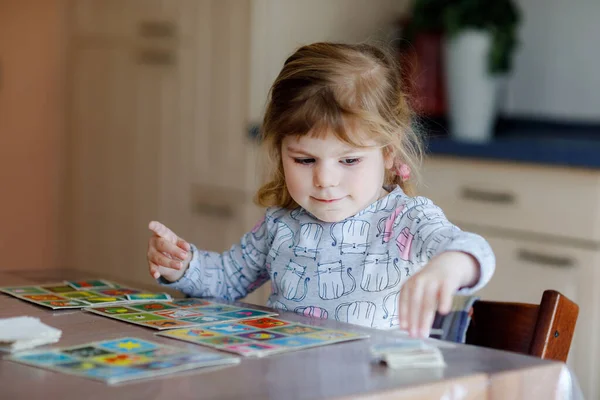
398, 251, 480, 338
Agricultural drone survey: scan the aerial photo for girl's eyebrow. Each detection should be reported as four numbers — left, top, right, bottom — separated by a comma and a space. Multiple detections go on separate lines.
286, 145, 366, 157
285, 146, 314, 156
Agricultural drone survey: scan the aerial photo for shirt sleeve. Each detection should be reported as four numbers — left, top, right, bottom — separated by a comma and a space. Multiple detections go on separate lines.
395, 196, 496, 294
158, 213, 272, 301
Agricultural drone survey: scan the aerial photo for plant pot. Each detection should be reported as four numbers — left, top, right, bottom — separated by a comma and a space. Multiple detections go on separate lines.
443, 30, 500, 143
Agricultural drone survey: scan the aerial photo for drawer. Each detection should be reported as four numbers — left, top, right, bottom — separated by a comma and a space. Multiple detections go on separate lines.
474, 233, 600, 400
418, 157, 600, 242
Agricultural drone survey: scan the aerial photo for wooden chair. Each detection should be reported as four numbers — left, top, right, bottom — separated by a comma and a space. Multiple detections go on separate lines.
465, 290, 579, 362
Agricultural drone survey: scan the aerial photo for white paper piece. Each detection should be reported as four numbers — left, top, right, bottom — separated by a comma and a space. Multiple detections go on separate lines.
0, 316, 62, 352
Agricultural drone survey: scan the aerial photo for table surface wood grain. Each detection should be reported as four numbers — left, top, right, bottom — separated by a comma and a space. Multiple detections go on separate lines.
0, 269, 567, 400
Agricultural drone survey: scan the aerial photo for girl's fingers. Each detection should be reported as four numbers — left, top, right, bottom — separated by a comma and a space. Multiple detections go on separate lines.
176, 238, 191, 252
408, 280, 424, 337
149, 249, 182, 270
148, 221, 179, 244
398, 284, 411, 330
149, 263, 161, 279
153, 238, 188, 261
419, 281, 439, 338
438, 283, 453, 315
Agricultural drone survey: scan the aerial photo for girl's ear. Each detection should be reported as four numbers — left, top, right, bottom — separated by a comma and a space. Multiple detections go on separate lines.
383, 147, 395, 170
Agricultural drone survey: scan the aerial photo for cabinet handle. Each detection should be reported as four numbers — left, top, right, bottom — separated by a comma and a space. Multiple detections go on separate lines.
460, 187, 515, 205
137, 49, 175, 66
194, 203, 234, 219
517, 249, 575, 268
138, 21, 176, 38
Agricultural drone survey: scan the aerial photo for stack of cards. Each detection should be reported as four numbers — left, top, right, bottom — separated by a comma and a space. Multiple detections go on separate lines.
371, 339, 446, 369
0, 316, 62, 353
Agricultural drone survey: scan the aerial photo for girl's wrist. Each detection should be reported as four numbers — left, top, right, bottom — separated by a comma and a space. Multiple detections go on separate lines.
445, 251, 481, 288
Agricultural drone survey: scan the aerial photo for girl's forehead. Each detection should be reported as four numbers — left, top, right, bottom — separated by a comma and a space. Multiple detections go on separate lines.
283, 132, 380, 153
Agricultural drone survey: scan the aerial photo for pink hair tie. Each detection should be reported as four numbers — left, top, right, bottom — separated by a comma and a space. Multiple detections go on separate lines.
394, 163, 411, 182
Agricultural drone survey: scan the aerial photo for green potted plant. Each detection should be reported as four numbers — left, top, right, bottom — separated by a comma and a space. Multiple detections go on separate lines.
403, 0, 521, 142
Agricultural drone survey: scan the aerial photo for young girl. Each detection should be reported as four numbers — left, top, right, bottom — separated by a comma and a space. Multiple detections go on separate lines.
147, 42, 495, 338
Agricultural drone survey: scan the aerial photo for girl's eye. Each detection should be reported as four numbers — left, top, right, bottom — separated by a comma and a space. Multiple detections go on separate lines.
341, 158, 361, 165
294, 158, 315, 165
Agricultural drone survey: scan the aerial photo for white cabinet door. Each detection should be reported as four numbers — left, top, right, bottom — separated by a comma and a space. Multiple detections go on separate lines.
476, 234, 600, 400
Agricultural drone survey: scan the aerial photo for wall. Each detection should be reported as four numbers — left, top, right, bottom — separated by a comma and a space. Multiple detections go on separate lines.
248, 0, 412, 123
503, 0, 600, 121
0, 0, 68, 270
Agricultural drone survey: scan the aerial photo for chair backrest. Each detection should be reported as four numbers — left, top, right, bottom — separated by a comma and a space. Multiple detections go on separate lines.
465, 290, 579, 362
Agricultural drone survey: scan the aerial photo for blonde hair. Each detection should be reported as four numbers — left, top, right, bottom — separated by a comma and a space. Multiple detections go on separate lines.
255, 42, 424, 209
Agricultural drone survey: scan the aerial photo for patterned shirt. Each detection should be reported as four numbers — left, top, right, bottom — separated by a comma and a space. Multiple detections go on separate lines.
162, 186, 495, 330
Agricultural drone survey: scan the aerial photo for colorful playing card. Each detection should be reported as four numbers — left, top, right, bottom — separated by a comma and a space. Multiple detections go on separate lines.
22, 294, 65, 301
219, 309, 274, 319
65, 280, 114, 290
115, 313, 167, 323
96, 288, 141, 297
141, 320, 197, 329
0, 281, 161, 310
156, 318, 369, 358
178, 315, 232, 324
41, 299, 89, 308
129, 302, 176, 312
41, 285, 77, 293
8, 336, 240, 385
125, 293, 172, 301
0, 286, 48, 295
96, 338, 158, 353
169, 299, 212, 308
238, 317, 291, 329
84, 299, 278, 331
200, 323, 258, 335
92, 306, 140, 315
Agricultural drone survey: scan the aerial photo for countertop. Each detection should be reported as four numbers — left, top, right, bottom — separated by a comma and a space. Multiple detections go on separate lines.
424, 117, 600, 168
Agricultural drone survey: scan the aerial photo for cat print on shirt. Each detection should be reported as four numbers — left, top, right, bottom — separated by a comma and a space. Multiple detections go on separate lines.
268, 221, 294, 259
315, 260, 356, 300
330, 220, 370, 255
293, 223, 323, 260
250, 216, 266, 241
360, 252, 401, 292
376, 206, 405, 243
396, 227, 414, 261
273, 260, 310, 302
240, 241, 267, 271
359, 193, 399, 215
294, 305, 329, 319
268, 299, 288, 311
335, 300, 376, 327
382, 290, 400, 328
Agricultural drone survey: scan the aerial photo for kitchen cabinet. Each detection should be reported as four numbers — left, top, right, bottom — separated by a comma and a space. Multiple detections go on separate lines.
419, 156, 600, 400
67, 0, 255, 290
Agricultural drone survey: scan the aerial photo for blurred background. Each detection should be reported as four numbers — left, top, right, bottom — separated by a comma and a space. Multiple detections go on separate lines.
1, 0, 599, 397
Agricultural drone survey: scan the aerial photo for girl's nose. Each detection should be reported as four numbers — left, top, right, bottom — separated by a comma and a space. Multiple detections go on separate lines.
313, 164, 339, 188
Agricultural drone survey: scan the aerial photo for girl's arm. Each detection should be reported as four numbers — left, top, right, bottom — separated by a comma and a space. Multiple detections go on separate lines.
159, 214, 272, 301
398, 196, 496, 293
395, 196, 496, 337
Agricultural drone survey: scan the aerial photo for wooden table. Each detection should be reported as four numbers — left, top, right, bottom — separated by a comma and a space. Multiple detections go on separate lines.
0, 270, 572, 399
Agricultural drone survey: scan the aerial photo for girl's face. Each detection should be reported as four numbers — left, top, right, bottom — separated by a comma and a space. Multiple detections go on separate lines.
281, 131, 394, 222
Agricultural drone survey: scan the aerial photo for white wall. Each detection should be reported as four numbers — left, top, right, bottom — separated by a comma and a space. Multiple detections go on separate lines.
500, 0, 599, 121
248, 0, 411, 123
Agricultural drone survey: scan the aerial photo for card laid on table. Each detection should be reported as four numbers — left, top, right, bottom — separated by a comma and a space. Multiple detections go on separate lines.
7, 337, 240, 385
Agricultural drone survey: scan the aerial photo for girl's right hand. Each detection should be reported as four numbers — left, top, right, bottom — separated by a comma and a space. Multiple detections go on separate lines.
147, 221, 192, 282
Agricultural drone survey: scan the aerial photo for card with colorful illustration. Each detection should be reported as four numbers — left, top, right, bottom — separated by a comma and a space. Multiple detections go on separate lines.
125, 293, 173, 301
0, 281, 146, 310
7, 337, 240, 385
156, 317, 369, 357
84, 300, 278, 330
